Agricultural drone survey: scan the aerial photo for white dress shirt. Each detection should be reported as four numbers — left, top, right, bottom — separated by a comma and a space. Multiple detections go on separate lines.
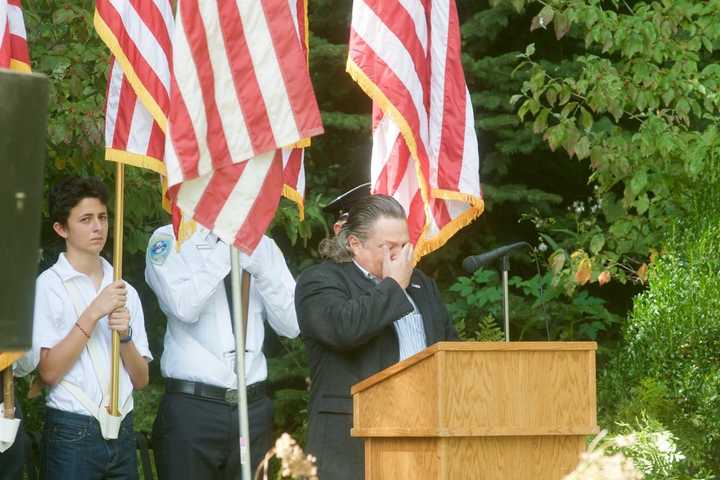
144, 225, 299, 389
32, 253, 153, 415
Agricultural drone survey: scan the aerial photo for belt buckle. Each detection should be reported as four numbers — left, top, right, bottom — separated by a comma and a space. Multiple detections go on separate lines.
224, 389, 238, 404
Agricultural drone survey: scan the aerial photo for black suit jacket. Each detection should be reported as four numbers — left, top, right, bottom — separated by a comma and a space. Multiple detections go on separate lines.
295, 261, 458, 480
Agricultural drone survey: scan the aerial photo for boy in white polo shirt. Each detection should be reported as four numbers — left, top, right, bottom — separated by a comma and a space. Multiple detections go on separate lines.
32, 176, 152, 480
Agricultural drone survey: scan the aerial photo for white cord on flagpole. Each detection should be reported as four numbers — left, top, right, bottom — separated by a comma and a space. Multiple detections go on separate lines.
230, 246, 252, 480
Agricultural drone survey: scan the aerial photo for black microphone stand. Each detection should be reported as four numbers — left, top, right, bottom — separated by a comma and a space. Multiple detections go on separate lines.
463, 242, 530, 342
501, 255, 510, 342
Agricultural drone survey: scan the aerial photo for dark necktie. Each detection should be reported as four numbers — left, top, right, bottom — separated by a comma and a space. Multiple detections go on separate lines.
223, 271, 251, 344
223, 273, 235, 334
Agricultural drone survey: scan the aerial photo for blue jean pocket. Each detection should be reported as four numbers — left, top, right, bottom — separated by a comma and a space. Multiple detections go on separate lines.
47, 424, 88, 444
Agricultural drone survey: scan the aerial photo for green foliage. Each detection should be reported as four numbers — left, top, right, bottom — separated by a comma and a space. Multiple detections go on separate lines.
600, 185, 720, 475
446, 266, 620, 341
596, 416, 701, 480
267, 338, 310, 443
611, 417, 687, 479
132, 383, 164, 433
474, 315, 506, 342
504, 0, 720, 289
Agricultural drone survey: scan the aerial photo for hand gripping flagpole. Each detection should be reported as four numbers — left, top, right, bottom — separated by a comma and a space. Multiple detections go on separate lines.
110, 162, 124, 416
230, 246, 252, 480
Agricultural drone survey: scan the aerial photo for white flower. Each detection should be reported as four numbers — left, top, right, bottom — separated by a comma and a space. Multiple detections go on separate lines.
273, 433, 319, 480
613, 434, 638, 448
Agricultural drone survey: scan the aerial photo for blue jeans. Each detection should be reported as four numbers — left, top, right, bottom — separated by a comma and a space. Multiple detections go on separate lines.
42, 408, 137, 480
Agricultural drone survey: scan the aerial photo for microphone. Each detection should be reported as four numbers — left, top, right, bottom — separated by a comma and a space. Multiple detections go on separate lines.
462, 242, 531, 273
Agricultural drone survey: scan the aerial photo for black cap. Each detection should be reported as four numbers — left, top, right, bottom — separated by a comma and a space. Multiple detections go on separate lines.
322, 183, 371, 219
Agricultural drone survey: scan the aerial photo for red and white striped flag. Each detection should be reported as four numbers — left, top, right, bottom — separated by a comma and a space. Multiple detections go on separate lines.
96, 0, 312, 231
282, 147, 306, 218
281, 0, 312, 218
0, 0, 30, 72
104, 58, 167, 175
95, 0, 174, 179
347, 0, 484, 260
165, 0, 323, 253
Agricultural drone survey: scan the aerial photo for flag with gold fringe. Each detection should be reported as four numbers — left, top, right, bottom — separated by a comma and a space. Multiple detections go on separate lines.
0, 0, 31, 72
347, 0, 484, 260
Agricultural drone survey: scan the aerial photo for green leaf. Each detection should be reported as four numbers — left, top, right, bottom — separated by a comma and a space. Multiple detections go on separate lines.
525, 43, 536, 57
558, 84, 572, 106
609, 220, 633, 238
529, 69, 546, 92
630, 171, 648, 195
662, 89, 675, 107
539, 233, 561, 252
590, 233, 605, 254
554, 12, 571, 40
518, 99, 532, 121
602, 197, 626, 222
545, 124, 566, 152
562, 126, 580, 156
580, 108, 593, 131
531, 5, 554, 31
511, 0, 525, 13
575, 136, 591, 160
549, 250, 566, 275
545, 87, 558, 107
635, 194, 650, 215
533, 108, 550, 134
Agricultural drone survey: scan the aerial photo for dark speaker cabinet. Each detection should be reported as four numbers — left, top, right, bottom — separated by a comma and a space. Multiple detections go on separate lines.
0, 69, 49, 350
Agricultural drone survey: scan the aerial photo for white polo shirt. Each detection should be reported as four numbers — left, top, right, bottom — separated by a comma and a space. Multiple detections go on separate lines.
145, 225, 299, 389
32, 253, 152, 415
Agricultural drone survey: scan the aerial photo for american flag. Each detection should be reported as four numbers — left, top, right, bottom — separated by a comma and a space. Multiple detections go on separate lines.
347, 0, 484, 260
95, 0, 173, 210
0, 0, 30, 72
165, 0, 322, 253
95, 0, 315, 241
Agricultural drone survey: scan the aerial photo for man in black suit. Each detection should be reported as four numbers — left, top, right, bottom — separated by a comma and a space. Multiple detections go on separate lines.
296, 194, 458, 479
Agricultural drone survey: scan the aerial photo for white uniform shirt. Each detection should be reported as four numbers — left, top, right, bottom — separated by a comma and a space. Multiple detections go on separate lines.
32, 253, 153, 415
12, 349, 38, 377
144, 225, 299, 389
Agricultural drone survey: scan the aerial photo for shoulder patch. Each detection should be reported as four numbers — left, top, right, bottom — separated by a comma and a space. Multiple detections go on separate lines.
148, 235, 173, 266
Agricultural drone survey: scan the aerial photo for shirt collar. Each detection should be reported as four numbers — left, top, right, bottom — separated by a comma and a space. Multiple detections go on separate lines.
352, 260, 379, 283
53, 252, 114, 283
197, 225, 219, 244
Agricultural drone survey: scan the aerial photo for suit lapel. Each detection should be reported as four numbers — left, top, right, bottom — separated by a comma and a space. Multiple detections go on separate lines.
406, 271, 436, 345
342, 263, 435, 345
342, 261, 376, 292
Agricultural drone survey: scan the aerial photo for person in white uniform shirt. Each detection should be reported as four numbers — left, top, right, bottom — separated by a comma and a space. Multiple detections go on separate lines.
33, 176, 152, 480
0, 351, 38, 480
145, 224, 299, 479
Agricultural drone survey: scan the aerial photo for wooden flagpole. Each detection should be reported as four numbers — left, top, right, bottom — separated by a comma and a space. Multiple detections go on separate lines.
110, 162, 124, 415
2, 367, 14, 419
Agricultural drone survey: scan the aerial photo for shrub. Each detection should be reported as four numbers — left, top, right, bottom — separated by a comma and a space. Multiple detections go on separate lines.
600, 185, 720, 475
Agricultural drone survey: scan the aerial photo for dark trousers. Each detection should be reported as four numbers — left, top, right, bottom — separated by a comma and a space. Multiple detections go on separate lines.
152, 392, 273, 480
0, 398, 24, 480
307, 412, 364, 480
42, 408, 137, 480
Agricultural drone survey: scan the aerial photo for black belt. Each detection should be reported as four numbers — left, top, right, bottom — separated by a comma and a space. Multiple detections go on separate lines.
165, 378, 266, 405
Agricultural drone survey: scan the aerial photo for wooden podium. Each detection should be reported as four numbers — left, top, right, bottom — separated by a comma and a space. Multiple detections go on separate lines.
351, 342, 597, 479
